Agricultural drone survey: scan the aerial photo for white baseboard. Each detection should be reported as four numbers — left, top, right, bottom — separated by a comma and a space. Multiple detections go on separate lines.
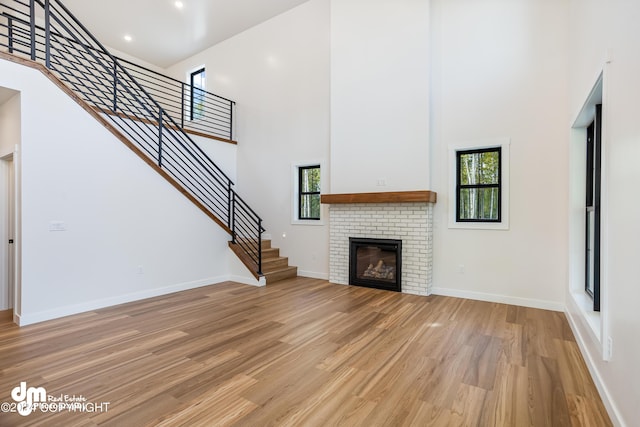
565, 299, 625, 427
431, 287, 565, 312
229, 275, 265, 287
298, 270, 329, 280
17, 275, 229, 326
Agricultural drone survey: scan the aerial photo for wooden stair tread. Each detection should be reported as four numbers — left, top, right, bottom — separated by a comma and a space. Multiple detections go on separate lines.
260, 248, 280, 258
228, 240, 296, 284
263, 266, 298, 283
262, 256, 289, 272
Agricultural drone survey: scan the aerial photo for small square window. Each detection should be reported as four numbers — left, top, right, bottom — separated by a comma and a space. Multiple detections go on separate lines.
456, 147, 501, 222
449, 139, 509, 230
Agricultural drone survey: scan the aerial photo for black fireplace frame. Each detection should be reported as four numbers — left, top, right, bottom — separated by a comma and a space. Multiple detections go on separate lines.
349, 237, 402, 292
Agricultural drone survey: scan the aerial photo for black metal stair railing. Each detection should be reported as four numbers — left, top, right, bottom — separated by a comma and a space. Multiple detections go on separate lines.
0, 0, 264, 275
116, 56, 235, 142
0, 9, 234, 143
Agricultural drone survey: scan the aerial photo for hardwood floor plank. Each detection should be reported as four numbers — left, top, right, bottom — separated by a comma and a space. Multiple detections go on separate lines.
316, 395, 377, 427
554, 339, 600, 399
269, 366, 368, 426
526, 308, 560, 359
503, 322, 527, 367
528, 354, 573, 426
154, 375, 259, 427
315, 325, 386, 373
480, 359, 532, 426
417, 347, 475, 409
450, 383, 489, 425
462, 334, 503, 391
0, 279, 611, 426
566, 393, 613, 427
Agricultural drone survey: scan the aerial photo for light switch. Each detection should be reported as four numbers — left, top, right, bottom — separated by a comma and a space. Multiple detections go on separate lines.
49, 221, 66, 231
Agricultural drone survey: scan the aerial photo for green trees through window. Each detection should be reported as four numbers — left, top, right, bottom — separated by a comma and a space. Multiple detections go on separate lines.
456, 147, 501, 222
299, 165, 321, 220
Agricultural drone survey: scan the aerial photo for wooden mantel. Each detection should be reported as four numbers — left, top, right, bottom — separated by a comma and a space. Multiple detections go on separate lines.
321, 190, 437, 204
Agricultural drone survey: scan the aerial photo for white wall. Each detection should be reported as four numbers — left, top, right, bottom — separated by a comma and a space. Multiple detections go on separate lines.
566, 1, 640, 425
330, 0, 430, 193
166, 0, 331, 279
189, 134, 238, 184
0, 58, 252, 325
429, 0, 569, 310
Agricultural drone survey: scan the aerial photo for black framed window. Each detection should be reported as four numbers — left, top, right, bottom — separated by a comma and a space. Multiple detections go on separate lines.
190, 67, 206, 120
585, 104, 602, 311
456, 147, 501, 222
298, 165, 321, 220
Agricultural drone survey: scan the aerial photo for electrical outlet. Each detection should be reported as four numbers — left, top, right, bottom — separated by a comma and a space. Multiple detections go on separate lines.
456, 264, 465, 274
137, 265, 144, 275
606, 336, 613, 360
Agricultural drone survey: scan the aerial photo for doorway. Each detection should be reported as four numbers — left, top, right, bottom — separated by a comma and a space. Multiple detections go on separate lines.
1, 154, 15, 311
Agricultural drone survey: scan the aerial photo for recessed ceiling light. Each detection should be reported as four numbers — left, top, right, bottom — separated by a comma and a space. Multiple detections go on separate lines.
174, 1, 184, 9
124, 35, 132, 42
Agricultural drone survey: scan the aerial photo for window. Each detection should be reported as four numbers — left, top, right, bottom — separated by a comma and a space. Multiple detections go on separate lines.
292, 161, 325, 225
448, 139, 510, 230
456, 147, 501, 222
190, 67, 205, 120
298, 165, 321, 220
585, 104, 602, 312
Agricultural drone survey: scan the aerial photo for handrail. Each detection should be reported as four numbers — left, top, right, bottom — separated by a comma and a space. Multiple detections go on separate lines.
115, 55, 235, 104
0, 8, 234, 142
0, 0, 263, 275
117, 56, 235, 142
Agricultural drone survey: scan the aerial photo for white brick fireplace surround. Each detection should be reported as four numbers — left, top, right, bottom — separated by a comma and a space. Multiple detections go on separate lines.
321, 191, 437, 296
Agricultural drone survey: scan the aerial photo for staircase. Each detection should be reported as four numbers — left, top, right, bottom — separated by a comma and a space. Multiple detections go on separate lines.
0, 0, 297, 284
229, 240, 297, 284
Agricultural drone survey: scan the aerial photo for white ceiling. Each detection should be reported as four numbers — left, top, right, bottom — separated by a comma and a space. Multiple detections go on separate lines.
62, 0, 310, 68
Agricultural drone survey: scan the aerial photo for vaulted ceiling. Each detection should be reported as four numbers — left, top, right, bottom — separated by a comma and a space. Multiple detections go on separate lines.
61, 0, 310, 68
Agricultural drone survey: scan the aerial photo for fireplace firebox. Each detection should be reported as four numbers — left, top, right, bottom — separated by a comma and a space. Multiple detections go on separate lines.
349, 237, 402, 292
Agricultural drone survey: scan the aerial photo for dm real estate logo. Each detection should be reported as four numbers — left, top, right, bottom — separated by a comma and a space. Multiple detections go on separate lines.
3, 382, 110, 417
10, 382, 47, 416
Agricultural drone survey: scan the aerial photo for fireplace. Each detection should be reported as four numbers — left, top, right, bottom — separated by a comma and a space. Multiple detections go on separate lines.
323, 191, 436, 295
349, 237, 402, 292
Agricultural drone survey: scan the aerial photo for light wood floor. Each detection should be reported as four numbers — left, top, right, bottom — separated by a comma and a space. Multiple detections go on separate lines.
0, 278, 611, 426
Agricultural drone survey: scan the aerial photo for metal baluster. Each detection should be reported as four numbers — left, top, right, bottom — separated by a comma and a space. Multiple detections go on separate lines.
158, 109, 164, 167
230, 192, 236, 243
229, 101, 234, 141
257, 218, 262, 275
227, 182, 233, 231
29, 0, 36, 61
112, 58, 118, 112
181, 82, 185, 129
44, 0, 51, 68
8, 16, 13, 54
